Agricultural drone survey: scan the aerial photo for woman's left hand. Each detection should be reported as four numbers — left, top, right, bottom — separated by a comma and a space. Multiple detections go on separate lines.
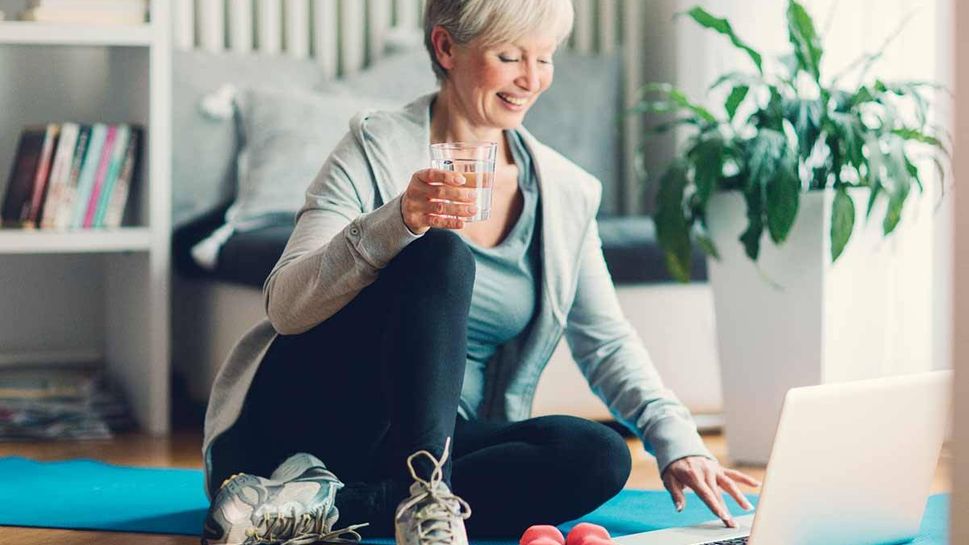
661, 456, 761, 528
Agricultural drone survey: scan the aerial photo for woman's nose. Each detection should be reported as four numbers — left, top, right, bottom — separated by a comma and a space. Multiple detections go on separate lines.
517, 61, 541, 91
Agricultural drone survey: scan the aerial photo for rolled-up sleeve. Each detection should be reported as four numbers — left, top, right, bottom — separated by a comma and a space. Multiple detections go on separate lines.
563, 218, 714, 474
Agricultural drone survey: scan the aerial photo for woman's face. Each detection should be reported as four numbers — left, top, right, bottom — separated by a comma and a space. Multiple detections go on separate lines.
442, 30, 557, 131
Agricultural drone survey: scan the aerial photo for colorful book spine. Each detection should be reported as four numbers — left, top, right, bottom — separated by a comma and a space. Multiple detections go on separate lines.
25, 123, 60, 228
103, 128, 140, 229
40, 122, 80, 229
83, 124, 117, 228
93, 125, 130, 228
71, 123, 108, 229
1, 128, 46, 228
54, 125, 92, 230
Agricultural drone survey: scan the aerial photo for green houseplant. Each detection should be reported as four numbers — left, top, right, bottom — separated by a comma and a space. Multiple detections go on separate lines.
632, 0, 950, 283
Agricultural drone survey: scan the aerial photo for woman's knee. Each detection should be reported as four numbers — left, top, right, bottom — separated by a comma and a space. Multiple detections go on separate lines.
385, 229, 475, 291
538, 416, 632, 497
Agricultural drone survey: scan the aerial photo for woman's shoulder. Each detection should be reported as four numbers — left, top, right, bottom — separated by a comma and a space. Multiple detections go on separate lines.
348, 93, 433, 142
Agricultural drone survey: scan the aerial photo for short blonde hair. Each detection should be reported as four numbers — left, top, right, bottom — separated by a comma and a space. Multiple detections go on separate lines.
423, 0, 575, 82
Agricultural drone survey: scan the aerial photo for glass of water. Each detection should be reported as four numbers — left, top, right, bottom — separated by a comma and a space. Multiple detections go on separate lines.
429, 142, 497, 222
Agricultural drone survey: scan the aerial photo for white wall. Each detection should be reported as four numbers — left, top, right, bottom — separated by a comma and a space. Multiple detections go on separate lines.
951, 0, 968, 539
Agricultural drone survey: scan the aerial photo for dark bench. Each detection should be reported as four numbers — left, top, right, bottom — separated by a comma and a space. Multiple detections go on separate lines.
173, 202, 708, 290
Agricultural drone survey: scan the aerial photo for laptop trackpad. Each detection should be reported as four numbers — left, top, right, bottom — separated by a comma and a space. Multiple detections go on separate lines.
612, 515, 754, 545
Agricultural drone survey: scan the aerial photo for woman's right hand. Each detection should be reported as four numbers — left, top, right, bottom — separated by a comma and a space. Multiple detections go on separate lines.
401, 168, 478, 234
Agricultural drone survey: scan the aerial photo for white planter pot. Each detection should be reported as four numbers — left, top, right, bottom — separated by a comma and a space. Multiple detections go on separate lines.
705, 189, 933, 464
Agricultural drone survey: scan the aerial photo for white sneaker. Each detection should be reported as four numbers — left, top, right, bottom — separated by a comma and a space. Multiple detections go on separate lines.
202, 453, 368, 545
394, 438, 472, 545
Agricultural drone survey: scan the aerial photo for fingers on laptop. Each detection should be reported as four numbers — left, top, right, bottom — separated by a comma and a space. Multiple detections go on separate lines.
666, 466, 735, 528
724, 468, 762, 488
718, 471, 754, 511
692, 475, 735, 528
662, 473, 686, 512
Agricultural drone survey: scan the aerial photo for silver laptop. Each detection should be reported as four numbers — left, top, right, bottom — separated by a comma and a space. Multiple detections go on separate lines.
614, 371, 951, 545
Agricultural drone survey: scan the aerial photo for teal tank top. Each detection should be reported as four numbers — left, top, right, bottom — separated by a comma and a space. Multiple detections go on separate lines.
458, 129, 541, 417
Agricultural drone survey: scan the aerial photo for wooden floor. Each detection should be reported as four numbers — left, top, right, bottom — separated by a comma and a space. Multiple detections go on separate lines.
0, 431, 952, 545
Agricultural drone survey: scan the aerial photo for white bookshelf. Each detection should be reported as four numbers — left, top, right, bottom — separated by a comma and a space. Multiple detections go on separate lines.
0, 228, 152, 253
0, 21, 156, 46
0, 1, 171, 434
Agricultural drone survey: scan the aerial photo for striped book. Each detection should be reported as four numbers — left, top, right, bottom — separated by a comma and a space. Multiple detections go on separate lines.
82, 125, 118, 228
70, 123, 108, 229
92, 125, 130, 228
40, 122, 80, 229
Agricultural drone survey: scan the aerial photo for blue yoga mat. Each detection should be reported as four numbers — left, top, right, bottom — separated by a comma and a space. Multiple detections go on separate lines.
0, 457, 949, 544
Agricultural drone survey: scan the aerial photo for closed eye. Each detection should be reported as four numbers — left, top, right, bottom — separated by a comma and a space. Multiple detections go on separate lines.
499, 56, 553, 65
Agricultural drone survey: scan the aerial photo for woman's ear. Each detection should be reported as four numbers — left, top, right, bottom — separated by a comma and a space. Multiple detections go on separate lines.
431, 25, 457, 71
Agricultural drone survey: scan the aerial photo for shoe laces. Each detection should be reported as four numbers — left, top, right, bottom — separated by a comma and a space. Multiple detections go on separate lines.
395, 437, 472, 545
244, 507, 369, 545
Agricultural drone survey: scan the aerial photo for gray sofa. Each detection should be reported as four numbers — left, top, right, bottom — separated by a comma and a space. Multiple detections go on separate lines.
170, 46, 718, 420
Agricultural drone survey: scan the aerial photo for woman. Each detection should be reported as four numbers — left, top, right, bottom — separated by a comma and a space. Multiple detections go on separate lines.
201, 1, 759, 544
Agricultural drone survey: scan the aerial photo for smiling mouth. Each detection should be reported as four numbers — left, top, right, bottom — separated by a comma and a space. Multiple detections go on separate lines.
497, 93, 528, 106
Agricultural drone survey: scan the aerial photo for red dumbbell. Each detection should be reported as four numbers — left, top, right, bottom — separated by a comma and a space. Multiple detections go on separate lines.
565, 523, 612, 545
520, 525, 565, 545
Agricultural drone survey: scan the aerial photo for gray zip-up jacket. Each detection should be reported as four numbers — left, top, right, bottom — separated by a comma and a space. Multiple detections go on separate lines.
202, 92, 713, 497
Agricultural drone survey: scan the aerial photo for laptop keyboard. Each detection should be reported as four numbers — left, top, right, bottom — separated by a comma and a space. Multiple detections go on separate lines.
700, 538, 748, 545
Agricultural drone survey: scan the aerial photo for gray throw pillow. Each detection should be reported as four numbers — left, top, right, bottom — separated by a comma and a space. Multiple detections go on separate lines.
339, 48, 438, 105
225, 86, 397, 228
171, 50, 328, 227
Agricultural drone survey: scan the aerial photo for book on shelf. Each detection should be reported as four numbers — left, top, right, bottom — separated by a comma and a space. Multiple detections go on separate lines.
2, 127, 45, 228
39, 122, 79, 229
20, 0, 148, 25
2, 123, 141, 231
81, 124, 117, 228
99, 126, 139, 228
27, 124, 59, 227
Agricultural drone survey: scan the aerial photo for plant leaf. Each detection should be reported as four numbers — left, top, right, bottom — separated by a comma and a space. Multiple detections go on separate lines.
765, 146, 800, 243
648, 116, 701, 134
688, 134, 725, 207
784, 98, 823, 160
709, 71, 765, 91
881, 137, 913, 235
891, 127, 949, 155
831, 186, 855, 261
633, 83, 719, 123
725, 85, 750, 121
744, 129, 785, 192
787, 0, 823, 82
740, 183, 765, 260
654, 162, 693, 282
866, 182, 881, 219
695, 232, 721, 260
685, 6, 764, 74
883, 188, 908, 235
751, 87, 786, 132
850, 85, 878, 107
827, 112, 865, 169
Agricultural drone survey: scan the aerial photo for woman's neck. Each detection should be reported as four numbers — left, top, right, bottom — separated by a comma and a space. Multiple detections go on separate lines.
431, 86, 514, 167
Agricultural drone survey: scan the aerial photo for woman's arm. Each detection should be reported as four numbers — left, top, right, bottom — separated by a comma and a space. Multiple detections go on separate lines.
263, 132, 421, 335
563, 218, 714, 473
564, 218, 762, 526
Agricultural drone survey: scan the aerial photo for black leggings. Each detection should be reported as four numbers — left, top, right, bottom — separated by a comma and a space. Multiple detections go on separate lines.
209, 229, 632, 537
